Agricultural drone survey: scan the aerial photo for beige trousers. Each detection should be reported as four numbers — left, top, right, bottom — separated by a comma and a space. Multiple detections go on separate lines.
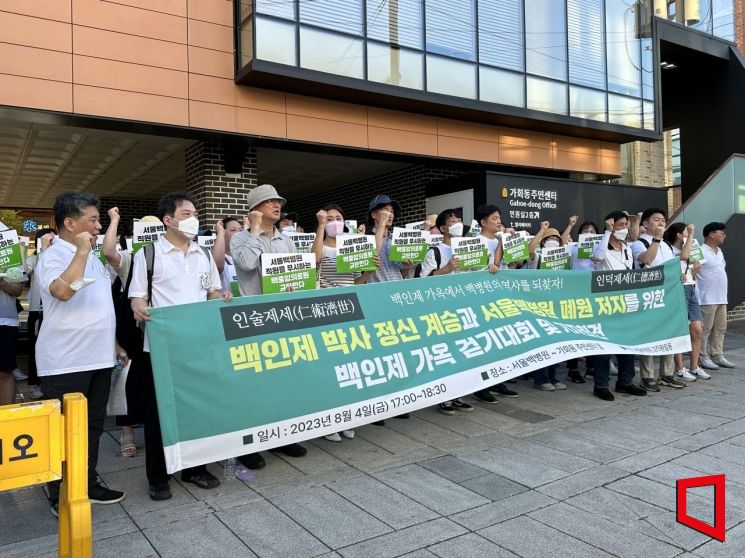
639, 355, 674, 379
701, 304, 728, 359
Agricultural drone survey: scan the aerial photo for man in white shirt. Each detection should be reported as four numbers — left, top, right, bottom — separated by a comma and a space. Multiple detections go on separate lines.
35, 192, 126, 515
630, 208, 684, 386
130, 192, 230, 501
697, 222, 735, 369
591, 211, 648, 400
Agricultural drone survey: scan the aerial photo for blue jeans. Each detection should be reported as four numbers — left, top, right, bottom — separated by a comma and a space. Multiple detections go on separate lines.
534, 364, 557, 386
594, 354, 635, 389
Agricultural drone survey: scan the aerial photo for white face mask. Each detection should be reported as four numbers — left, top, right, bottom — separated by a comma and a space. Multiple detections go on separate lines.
543, 239, 560, 249
447, 223, 464, 237
281, 225, 296, 234
613, 228, 629, 241
171, 216, 199, 238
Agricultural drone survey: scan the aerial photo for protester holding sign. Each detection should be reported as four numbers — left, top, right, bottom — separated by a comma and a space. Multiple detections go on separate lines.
230, 184, 309, 468
36, 192, 126, 515
592, 211, 650, 400
664, 223, 709, 380
129, 192, 230, 501
210, 216, 243, 298
364, 194, 411, 283
0, 258, 23, 405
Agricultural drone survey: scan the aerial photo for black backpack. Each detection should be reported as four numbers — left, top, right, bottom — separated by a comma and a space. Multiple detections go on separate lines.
414, 246, 442, 278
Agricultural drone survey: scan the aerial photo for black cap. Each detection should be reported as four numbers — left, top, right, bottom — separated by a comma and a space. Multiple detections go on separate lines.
280, 211, 299, 222
703, 222, 726, 237
368, 194, 401, 217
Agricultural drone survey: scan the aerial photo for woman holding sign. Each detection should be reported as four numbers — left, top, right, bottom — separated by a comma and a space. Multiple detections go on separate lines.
311, 204, 378, 441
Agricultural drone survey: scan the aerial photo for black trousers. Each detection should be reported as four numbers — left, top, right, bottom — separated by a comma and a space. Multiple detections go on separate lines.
41, 368, 111, 500
26, 311, 42, 385
141, 353, 206, 485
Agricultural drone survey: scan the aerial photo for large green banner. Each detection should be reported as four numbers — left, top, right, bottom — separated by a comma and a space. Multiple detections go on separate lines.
147, 260, 690, 473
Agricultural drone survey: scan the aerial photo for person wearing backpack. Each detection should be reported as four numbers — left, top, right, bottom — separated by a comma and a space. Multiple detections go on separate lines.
130, 192, 232, 501
630, 208, 687, 387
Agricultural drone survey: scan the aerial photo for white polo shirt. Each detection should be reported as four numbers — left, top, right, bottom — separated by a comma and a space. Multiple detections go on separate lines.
696, 244, 727, 305
593, 231, 633, 271
36, 238, 117, 376
129, 236, 222, 352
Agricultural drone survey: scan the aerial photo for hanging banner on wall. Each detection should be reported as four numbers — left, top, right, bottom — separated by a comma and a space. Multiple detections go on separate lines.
147, 260, 690, 473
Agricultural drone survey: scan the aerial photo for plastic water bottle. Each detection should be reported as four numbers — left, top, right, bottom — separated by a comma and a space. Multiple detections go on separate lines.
224, 457, 236, 481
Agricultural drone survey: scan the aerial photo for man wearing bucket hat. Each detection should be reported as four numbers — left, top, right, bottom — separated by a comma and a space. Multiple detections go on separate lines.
231, 184, 296, 297
230, 184, 307, 468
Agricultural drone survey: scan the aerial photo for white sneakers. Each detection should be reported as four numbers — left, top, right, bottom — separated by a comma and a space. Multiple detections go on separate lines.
29, 386, 44, 399
674, 368, 697, 382
699, 356, 719, 370
713, 357, 736, 368
324, 430, 354, 442
689, 368, 711, 380
12, 368, 28, 381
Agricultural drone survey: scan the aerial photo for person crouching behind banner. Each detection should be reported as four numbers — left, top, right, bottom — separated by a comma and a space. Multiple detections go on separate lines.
527, 222, 568, 392
312, 204, 379, 441
230, 184, 309, 470
592, 211, 648, 401
419, 209, 475, 415
130, 192, 232, 501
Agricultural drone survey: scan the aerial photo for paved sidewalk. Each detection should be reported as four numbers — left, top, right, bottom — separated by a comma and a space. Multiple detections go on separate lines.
3, 322, 745, 558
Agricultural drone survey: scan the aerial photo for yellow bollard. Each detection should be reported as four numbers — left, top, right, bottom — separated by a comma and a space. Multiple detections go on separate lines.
58, 393, 92, 558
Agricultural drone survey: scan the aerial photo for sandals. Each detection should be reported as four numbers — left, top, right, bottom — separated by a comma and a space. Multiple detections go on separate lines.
120, 432, 137, 458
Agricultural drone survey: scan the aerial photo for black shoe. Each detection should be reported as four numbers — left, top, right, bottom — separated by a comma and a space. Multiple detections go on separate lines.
88, 483, 125, 504
490, 384, 519, 397
148, 482, 172, 501
473, 390, 499, 404
615, 383, 647, 396
373, 420, 386, 426
567, 370, 586, 384
394, 413, 410, 419
272, 443, 307, 458
50, 501, 59, 517
593, 387, 615, 401
238, 453, 265, 470
181, 471, 220, 489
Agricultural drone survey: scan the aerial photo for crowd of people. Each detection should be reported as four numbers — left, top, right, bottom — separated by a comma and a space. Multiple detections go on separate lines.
0, 185, 736, 516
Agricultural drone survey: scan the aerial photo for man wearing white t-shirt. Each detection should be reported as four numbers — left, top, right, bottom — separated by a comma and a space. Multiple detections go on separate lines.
630, 208, 686, 386
130, 192, 231, 501
35, 192, 126, 515
697, 222, 736, 370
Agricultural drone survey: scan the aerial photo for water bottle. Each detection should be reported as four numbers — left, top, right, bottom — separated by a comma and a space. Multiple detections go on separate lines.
224, 457, 236, 481
112, 353, 126, 380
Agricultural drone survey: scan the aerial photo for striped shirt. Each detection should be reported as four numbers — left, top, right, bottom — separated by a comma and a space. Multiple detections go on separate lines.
319, 245, 359, 288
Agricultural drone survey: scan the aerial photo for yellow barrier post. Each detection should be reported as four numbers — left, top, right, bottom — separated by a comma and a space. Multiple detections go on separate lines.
58, 393, 92, 558
0, 393, 91, 558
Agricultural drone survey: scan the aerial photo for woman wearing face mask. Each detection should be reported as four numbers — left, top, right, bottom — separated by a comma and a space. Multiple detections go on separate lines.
311, 204, 377, 441
565, 220, 599, 383
526, 222, 568, 391
663, 222, 709, 381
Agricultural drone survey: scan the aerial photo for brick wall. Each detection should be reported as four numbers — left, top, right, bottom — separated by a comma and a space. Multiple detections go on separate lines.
289, 165, 473, 230
98, 196, 158, 230
736, 0, 744, 53
185, 141, 258, 226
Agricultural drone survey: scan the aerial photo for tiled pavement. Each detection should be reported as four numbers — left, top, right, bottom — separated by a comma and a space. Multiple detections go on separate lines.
3, 322, 745, 558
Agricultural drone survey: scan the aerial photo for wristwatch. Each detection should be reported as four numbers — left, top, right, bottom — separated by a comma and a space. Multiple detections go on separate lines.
652, 238, 661, 243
